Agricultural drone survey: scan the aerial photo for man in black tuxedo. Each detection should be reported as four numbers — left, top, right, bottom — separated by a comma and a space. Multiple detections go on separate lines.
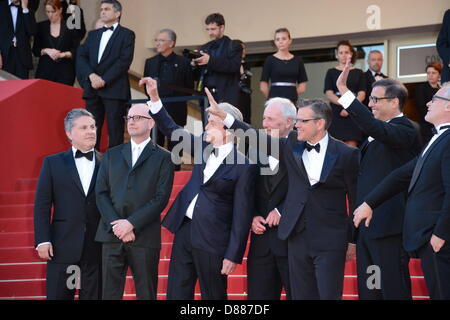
143, 28, 193, 151
207, 95, 360, 300
363, 50, 388, 106
76, 0, 135, 150
0, 0, 36, 79
34, 109, 102, 300
437, 9, 450, 84
337, 58, 421, 299
247, 97, 296, 300
192, 13, 242, 106
95, 103, 174, 300
354, 83, 450, 299
140, 77, 257, 300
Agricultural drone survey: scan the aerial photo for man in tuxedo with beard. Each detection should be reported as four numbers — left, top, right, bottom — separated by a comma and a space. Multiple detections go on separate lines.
337, 57, 422, 299
354, 82, 450, 299
34, 109, 102, 300
363, 50, 388, 107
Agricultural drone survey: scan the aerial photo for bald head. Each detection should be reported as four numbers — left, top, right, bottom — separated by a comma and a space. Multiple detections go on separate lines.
127, 104, 154, 143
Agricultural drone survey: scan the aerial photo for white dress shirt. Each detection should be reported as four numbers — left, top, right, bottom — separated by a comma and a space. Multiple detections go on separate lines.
131, 137, 151, 167
302, 134, 329, 186
72, 147, 96, 196
185, 142, 234, 219
98, 22, 118, 63
422, 123, 450, 155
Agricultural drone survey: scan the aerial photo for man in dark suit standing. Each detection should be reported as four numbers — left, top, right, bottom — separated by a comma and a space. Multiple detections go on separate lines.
95, 103, 174, 300
143, 28, 193, 151
354, 83, 450, 299
247, 97, 296, 300
192, 13, 242, 106
140, 77, 257, 300
337, 57, 421, 299
0, 0, 36, 79
34, 109, 102, 300
76, 0, 135, 150
207, 94, 360, 300
437, 9, 450, 84
363, 50, 388, 106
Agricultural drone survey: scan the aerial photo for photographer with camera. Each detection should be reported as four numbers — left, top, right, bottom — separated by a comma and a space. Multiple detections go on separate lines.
189, 13, 242, 106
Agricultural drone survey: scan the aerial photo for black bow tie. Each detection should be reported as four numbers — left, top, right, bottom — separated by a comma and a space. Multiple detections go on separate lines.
9, 2, 20, 7
432, 125, 450, 135
75, 150, 94, 161
102, 26, 114, 32
305, 142, 320, 153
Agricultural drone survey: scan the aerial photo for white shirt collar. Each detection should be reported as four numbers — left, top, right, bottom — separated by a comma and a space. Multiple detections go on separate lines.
131, 136, 151, 151
436, 122, 450, 133
211, 141, 234, 159
386, 113, 404, 123
8, 0, 14, 5
72, 146, 95, 158
307, 133, 329, 152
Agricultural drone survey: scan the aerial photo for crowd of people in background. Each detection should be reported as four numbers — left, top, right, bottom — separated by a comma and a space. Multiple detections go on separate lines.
2, 0, 450, 301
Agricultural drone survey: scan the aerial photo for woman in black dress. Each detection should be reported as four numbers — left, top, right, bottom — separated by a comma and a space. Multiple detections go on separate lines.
324, 40, 366, 147
260, 28, 308, 104
33, 0, 81, 86
415, 62, 442, 143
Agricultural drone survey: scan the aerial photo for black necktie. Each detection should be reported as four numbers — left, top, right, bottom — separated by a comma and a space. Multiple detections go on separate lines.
75, 150, 94, 161
431, 125, 450, 135
305, 142, 320, 153
102, 26, 114, 32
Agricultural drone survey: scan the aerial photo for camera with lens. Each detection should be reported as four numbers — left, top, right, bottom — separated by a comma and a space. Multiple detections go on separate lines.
182, 49, 203, 60
239, 69, 253, 95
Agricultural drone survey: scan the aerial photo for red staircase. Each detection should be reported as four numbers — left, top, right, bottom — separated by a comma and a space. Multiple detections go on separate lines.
0, 171, 429, 300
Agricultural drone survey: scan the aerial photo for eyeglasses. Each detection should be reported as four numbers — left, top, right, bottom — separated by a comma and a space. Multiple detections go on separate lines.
123, 115, 152, 122
369, 96, 394, 103
154, 39, 170, 43
431, 95, 450, 103
295, 118, 322, 123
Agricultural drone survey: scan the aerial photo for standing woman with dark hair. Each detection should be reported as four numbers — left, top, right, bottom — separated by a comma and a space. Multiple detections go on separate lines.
324, 40, 366, 147
33, 0, 81, 86
260, 28, 308, 104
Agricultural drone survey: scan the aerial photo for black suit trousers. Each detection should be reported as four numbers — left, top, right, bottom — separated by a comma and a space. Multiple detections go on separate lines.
4, 47, 29, 79
247, 230, 291, 300
101, 243, 160, 300
414, 242, 450, 300
356, 228, 412, 300
167, 219, 228, 300
288, 230, 346, 300
85, 97, 127, 150
46, 258, 102, 300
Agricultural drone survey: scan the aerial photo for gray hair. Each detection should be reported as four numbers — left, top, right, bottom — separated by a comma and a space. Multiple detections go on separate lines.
297, 98, 333, 130
218, 102, 243, 123
64, 109, 95, 133
265, 97, 297, 120
159, 28, 177, 46
101, 0, 122, 13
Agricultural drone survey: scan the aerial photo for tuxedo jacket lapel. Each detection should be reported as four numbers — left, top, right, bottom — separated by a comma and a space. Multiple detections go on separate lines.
87, 151, 102, 196
408, 130, 450, 193
319, 138, 339, 184
121, 142, 132, 169
99, 25, 120, 65
63, 149, 85, 196
290, 139, 309, 181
